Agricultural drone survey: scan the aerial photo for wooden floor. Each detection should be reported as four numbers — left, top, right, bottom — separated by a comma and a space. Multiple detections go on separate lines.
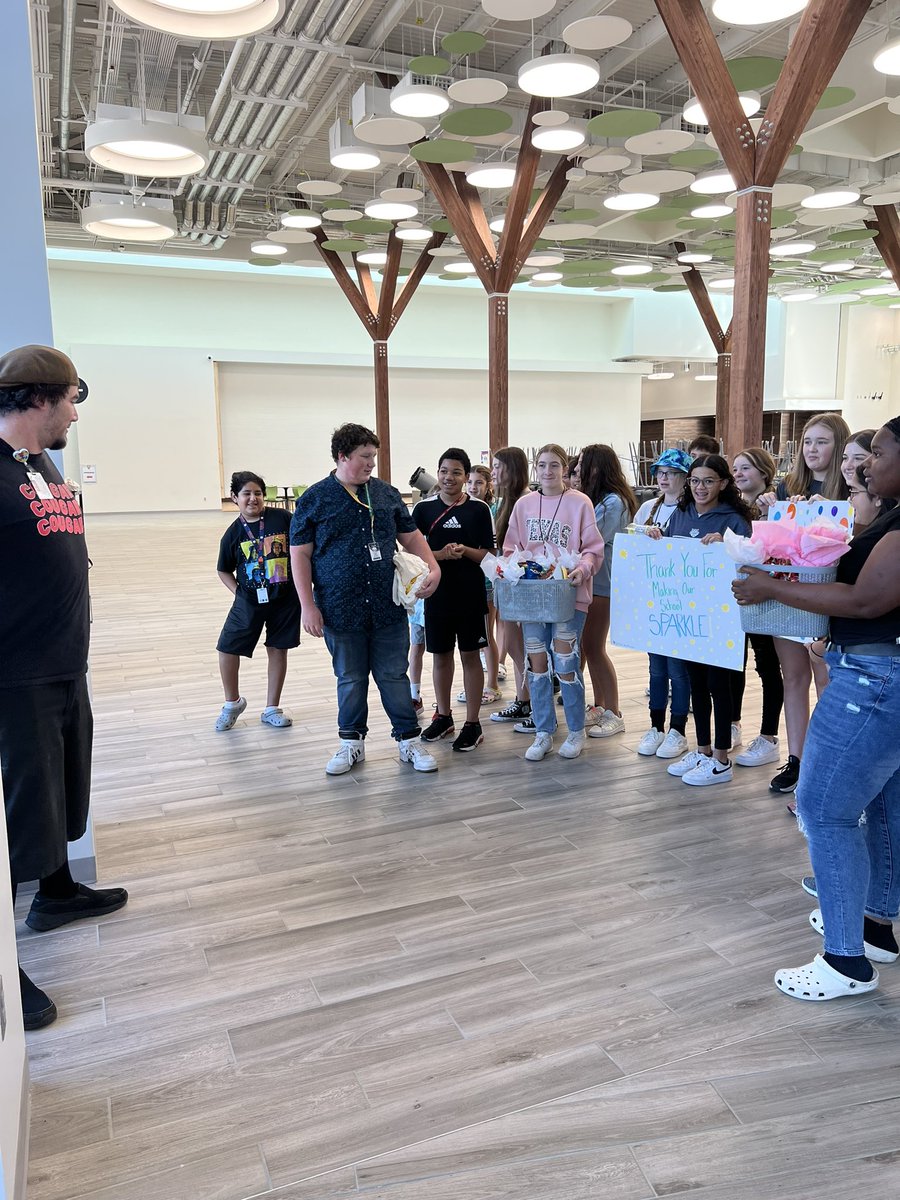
17, 513, 900, 1200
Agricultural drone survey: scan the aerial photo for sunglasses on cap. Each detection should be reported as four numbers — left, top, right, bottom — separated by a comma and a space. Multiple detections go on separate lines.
76, 378, 89, 403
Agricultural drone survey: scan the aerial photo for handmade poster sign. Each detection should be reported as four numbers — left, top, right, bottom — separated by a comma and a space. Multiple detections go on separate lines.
769, 499, 853, 530
610, 532, 744, 669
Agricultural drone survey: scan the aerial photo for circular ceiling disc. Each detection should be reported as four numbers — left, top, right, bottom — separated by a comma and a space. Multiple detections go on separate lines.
625, 129, 695, 155
270, 230, 316, 243
582, 151, 632, 173
533, 109, 571, 127
526, 253, 566, 266
771, 182, 815, 207
411, 139, 477, 164
620, 169, 695, 194
482, 0, 556, 17
447, 76, 509, 105
380, 187, 424, 202
297, 180, 342, 196
797, 207, 868, 226
771, 226, 800, 239
354, 116, 426, 146
322, 208, 363, 221
441, 107, 513, 137
428, 245, 461, 258
588, 110, 660, 138
864, 192, 900, 206
563, 15, 633, 51
540, 223, 599, 240
660, 264, 693, 274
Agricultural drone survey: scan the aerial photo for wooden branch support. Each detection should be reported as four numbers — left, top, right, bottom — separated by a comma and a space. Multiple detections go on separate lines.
866, 208, 900, 289
314, 228, 378, 336
726, 189, 772, 455
417, 160, 497, 291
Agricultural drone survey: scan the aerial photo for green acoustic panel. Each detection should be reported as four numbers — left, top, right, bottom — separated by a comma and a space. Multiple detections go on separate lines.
321, 238, 368, 252
408, 54, 451, 75
817, 86, 855, 110
441, 107, 513, 136
770, 275, 799, 286
669, 149, 720, 168
677, 218, 708, 230
703, 237, 736, 252
555, 259, 616, 275
344, 218, 392, 234
806, 246, 861, 263
441, 30, 487, 55
634, 206, 684, 222
868, 295, 900, 306
248, 257, 280, 267
429, 217, 455, 232
561, 277, 611, 288
636, 273, 670, 285
587, 109, 661, 137
438, 272, 466, 280
828, 228, 877, 244
411, 138, 477, 164
557, 208, 603, 222
320, 197, 351, 209
654, 283, 689, 292
726, 55, 783, 90
824, 281, 868, 295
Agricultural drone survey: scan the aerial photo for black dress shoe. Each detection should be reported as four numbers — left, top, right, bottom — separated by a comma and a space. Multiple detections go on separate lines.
26, 883, 129, 932
19, 969, 57, 1030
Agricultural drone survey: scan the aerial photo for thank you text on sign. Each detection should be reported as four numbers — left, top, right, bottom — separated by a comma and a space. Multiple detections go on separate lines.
610, 532, 744, 669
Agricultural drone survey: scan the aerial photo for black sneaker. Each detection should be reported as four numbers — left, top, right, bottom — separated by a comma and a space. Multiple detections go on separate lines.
491, 699, 531, 724
420, 711, 455, 742
452, 721, 484, 752
770, 755, 801, 793
514, 716, 537, 734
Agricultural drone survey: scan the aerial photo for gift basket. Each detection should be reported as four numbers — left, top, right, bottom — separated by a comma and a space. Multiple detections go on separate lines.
724, 518, 850, 639
482, 548, 578, 623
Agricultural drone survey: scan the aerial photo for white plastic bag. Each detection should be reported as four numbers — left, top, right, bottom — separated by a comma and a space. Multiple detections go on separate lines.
392, 547, 428, 612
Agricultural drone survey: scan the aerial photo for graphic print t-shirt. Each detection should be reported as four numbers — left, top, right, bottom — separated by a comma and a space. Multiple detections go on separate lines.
217, 506, 297, 606
412, 495, 494, 611
0, 438, 90, 686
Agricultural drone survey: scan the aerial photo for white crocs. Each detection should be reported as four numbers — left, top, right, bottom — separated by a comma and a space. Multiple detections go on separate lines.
774, 953, 879, 1001
215, 697, 247, 731
808, 909, 900, 964
260, 707, 292, 728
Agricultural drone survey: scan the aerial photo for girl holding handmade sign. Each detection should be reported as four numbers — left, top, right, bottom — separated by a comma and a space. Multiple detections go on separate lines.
504, 443, 605, 762
490, 448, 532, 725
733, 417, 900, 1002
758, 413, 851, 795
647, 454, 753, 786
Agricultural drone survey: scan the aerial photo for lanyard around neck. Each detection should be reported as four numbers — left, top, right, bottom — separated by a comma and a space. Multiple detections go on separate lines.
342, 480, 375, 542
428, 493, 465, 536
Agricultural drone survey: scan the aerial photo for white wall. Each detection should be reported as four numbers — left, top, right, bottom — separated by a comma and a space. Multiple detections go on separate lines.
0, 778, 28, 1200
838, 304, 900, 432
782, 306, 842, 404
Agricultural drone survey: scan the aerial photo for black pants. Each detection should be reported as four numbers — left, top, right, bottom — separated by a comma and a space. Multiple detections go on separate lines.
729, 634, 785, 738
687, 660, 743, 752
0, 677, 92, 882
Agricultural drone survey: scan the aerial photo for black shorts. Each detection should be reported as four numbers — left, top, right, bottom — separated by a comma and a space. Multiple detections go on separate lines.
424, 599, 488, 655
0, 676, 92, 881
217, 593, 301, 657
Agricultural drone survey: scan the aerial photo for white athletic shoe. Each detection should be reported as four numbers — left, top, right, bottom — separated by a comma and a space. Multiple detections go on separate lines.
667, 749, 705, 777
682, 756, 733, 786
326, 739, 365, 775
399, 738, 438, 772
588, 709, 625, 739
637, 728, 666, 756
735, 735, 781, 768
585, 705, 604, 727
558, 730, 586, 759
730, 722, 742, 751
525, 732, 554, 762
656, 730, 689, 760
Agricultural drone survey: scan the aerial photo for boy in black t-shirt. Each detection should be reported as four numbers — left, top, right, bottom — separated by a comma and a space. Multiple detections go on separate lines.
215, 471, 301, 730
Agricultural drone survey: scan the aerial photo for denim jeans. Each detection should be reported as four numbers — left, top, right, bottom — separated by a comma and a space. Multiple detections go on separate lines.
797, 651, 900, 956
648, 653, 690, 720
522, 610, 587, 735
323, 620, 420, 742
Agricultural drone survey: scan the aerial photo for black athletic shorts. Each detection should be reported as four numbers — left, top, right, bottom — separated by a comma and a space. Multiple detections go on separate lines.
0, 676, 92, 881
424, 599, 488, 655
217, 593, 301, 657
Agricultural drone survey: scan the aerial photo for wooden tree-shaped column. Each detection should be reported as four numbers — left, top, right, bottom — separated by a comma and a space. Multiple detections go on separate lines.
313, 226, 447, 483
416, 97, 569, 451
655, 0, 873, 455
675, 242, 733, 435
866, 204, 900, 286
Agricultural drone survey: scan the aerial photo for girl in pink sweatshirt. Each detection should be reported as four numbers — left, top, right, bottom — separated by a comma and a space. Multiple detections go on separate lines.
503, 443, 605, 762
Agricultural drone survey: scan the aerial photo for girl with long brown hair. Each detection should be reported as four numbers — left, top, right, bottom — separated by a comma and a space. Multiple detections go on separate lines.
489, 447, 533, 725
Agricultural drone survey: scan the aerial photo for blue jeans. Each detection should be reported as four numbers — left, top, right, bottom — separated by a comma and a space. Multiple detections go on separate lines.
797, 651, 900, 956
323, 621, 420, 742
648, 653, 690, 720
522, 610, 587, 735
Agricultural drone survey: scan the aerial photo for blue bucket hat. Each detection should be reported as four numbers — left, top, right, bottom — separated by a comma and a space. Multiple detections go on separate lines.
650, 448, 693, 476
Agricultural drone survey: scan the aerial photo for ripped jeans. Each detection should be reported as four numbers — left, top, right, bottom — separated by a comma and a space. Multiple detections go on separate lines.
797, 651, 900, 957
522, 610, 587, 735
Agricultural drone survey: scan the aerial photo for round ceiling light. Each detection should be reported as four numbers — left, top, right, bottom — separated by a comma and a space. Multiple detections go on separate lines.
712, 0, 809, 24
683, 92, 759, 126
781, 290, 818, 302
465, 162, 517, 188
647, 368, 675, 380
85, 115, 208, 178
489, 216, 506, 232
390, 78, 451, 118
612, 262, 654, 275
531, 121, 587, 152
526, 253, 566, 267
328, 119, 381, 170
695, 372, 718, 381
297, 179, 342, 197
691, 204, 733, 219
250, 240, 287, 256
357, 250, 388, 265
874, 35, 900, 74
677, 251, 713, 264
364, 199, 418, 220
81, 195, 177, 242
801, 188, 861, 209
444, 260, 477, 274
281, 208, 322, 229
396, 224, 432, 242
708, 277, 736, 290
603, 193, 660, 211
823, 261, 856, 273
532, 271, 564, 281
690, 170, 736, 196
518, 53, 600, 99
108, 0, 284, 38
768, 239, 817, 257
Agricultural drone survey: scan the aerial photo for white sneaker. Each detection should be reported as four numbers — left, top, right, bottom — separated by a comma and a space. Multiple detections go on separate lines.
730, 722, 742, 751
656, 730, 689, 760
525, 732, 553, 761
399, 738, 438, 772
558, 729, 586, 759
735, 735, 781, 768
215, 696, 247, 731
585, 705, 604, 727
637, 728, 666, 756
588, 709, 625, 739
682, 756, 733, 786
326, 739, 365, 775
456, 689, 467, 703
667, 749, 705, 777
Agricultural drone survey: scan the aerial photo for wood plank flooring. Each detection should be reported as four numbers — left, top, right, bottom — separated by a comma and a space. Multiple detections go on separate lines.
18, 513, 900, 1200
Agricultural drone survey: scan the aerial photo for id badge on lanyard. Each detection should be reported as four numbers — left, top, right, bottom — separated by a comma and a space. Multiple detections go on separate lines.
240, 513, 268, 603
27, 470, 54, 500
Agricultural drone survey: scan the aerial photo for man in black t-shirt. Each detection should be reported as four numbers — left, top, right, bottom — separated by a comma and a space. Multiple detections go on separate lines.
215, 470, 301, 731
0, 345, 128, 1031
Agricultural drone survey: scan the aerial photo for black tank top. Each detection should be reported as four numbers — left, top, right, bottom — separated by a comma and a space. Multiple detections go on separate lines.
830, 507, 900, 646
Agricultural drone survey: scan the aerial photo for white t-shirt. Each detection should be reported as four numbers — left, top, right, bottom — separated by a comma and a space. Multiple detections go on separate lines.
634, 496, 679, 527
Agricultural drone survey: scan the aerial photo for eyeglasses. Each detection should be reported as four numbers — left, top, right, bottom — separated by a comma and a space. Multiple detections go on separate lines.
690, 477, 720, 487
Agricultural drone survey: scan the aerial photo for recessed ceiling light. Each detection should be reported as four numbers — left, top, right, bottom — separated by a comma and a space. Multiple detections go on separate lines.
691, 204, 733, 219
364, 199, 418, 220
281, 208, 322, 229
108, 0, 284, 39
690, 171, 736, 195
518, 53, 600, 98
768, 239, 817, 257
612, 262, 654, 275
465, 162, 517, 189
390, 74, 451, 118
603, 192, 660, 211
712, 0, 809, 24
874, 35, 900, 74
81, 193, 177, 241
677, 251, 713, 264
85, 108, 209, 178
801, 188, 861, 209
781, 289, 818, 302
